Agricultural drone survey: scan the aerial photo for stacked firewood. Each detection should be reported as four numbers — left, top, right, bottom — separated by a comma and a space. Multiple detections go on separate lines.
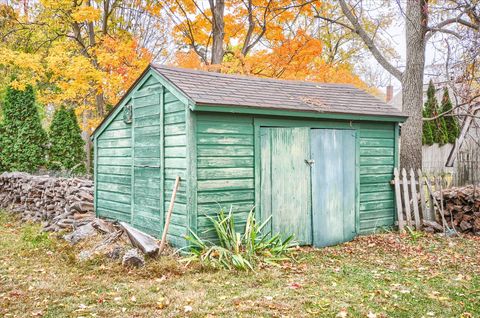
432, 185, 480, 235
0, 172, 94, 232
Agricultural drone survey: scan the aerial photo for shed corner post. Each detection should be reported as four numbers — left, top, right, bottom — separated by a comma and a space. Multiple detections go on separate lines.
93, 135, 98, 218
355, 128, 361, 235
394, 122, 400, 226
185, 103, 198, 244
160, 86, 165, 226
253, 119, 262, 223
394, 122, 400, 169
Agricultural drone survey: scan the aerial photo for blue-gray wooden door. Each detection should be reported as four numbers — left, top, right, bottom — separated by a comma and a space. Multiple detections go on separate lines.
260, 127, 312, 245
131, 91, 163, 235
311, 129, 356, 247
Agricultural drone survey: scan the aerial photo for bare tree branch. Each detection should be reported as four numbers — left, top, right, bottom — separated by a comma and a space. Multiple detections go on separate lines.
336, 0, 403, 81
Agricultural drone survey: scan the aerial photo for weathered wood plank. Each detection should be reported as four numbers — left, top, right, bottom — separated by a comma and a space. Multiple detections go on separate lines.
361, 183, 393, 193
164, 100, 185, 113
97, 138, 131, 148
97, 165, 131, 175
197, 189, 255, 204
417, 169, 428, 221
359, 129, 394, 139
359, 191, 394, 202
197, 167, 254, 180
97, 182, 131, 194
197, 145, 254, 157
120, 222, 159, 256
360, 147, 394, 156
165, 122, 185, 136
164, 112, 185, 125
268, 127, 311, 244
401, 168, 412, 227
197, 157, 254, 168
97, 173, 131, 185
164, 123, 186, 136
197, 122, 253, 135
97, 190, 131, 204
311, 129, 356, 247
360, 165, 394, 175
197, 134, 254, 145
197, 178, 254, 191
409, 169, 421, 229
360, 200, 395, 211
393, 168, 404, 231
360, 157, 393, 165
97, 157, 131, 166
360, 174, 392, 184
359, 138, 394, 148
165, 135, 187, 147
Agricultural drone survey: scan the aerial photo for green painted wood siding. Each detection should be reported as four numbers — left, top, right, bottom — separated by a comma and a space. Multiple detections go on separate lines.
96, 106, 133, 222
195, 115, 396, 239
95, 74, 189, 247
163, 90, 188, 247
195, 114, 255, 239
131, 88, 162, 235
358, 122, 396, 233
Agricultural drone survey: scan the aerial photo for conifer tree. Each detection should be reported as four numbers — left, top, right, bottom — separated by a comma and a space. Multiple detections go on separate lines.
0, 85, 47, 172
48, 106, 86, 174
422, 109, 434, 145
422, 80, 438, 145
437, 117, 450, 145
439, 88, 460, 144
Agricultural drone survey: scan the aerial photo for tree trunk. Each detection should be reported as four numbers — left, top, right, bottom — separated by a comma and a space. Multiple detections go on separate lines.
95, 93, 105, 117
209, 0, 225, 65
400, 0, 427, 170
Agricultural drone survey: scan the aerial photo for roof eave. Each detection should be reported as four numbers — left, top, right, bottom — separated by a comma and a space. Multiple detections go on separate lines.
191, 103, 408, 123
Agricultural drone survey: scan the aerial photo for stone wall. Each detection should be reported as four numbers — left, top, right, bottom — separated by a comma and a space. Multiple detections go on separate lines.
0, 172, 94, 231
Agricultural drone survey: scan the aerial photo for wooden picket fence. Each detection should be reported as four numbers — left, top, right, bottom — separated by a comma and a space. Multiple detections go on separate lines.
391, 168, 450, 232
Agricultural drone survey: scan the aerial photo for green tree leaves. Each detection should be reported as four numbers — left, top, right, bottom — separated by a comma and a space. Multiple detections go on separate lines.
422, 81, 460, 145
0, 87, 86, 174
48, 106, 86, 174
440, 88, 460, 144
0, 85, 47, 172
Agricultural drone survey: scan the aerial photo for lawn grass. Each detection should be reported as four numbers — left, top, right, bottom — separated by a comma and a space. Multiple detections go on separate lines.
1, 211, 479, 317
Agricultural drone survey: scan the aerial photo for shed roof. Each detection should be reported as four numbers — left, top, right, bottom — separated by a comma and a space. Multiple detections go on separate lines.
151, 64, 406, 118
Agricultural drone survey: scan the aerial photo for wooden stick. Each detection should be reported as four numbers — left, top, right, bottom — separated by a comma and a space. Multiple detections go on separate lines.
393, 168, 405, 232
402, 168, 412, 227
409, 168, 421, 230
417, 169, 428, 221
424, 177, 449, 233
159, 176, 181, 253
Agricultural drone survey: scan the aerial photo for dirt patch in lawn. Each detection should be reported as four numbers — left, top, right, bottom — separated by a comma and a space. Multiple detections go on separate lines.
1, 212, 479, 317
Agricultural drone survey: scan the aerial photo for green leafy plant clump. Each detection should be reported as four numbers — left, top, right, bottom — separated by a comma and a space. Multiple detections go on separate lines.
0, 85, 47, 172
184, 208, 296, 271
48, 106, 86, 174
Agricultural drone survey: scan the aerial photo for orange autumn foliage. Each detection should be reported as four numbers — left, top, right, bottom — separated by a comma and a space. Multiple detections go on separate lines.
173, 29, 369, 91
169, 0, 369, 90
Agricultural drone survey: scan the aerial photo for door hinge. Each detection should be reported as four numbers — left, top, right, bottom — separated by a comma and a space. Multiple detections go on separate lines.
305, 159, 315, 166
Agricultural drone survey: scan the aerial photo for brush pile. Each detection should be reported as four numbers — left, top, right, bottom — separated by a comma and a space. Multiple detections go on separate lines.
429, 185, 480, 235
0, 172, 94, 232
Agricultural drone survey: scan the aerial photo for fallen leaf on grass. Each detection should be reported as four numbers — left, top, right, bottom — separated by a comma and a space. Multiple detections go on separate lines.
289, 282, 302, 289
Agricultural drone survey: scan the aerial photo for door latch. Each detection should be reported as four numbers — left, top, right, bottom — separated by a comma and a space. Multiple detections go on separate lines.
305, 159, 315, 166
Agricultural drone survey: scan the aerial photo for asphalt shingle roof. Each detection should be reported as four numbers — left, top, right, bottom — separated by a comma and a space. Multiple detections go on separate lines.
152, 64, 406, 118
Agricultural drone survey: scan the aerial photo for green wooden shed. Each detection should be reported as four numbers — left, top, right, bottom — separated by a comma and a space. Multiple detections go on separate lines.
92, 64, 407, 248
